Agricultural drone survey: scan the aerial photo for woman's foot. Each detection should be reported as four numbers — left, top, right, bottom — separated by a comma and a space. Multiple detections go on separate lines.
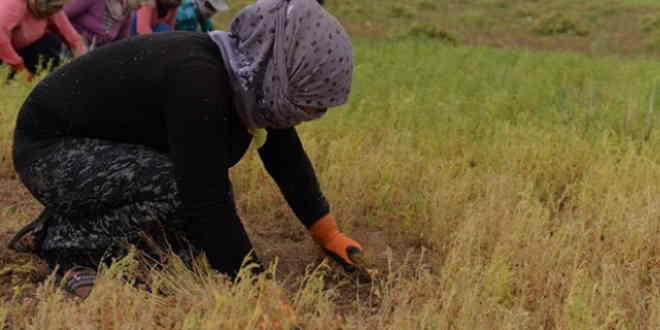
8, 213, 49, 253
62, 266, 96, 299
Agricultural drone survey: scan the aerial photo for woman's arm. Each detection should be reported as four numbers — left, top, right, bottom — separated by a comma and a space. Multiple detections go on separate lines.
63, 0, 95, 20
48, 12, 87, 57
136, 5, 156, 34
165, 60, 256, 277
117, 15, 131, 40
0, 0, 26, 66
258, 128, 364, 267
257, 128, 330, 228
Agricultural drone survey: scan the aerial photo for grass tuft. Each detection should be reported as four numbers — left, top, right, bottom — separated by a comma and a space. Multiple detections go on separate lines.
533, 12, 590, 36
406, 24, 458, 44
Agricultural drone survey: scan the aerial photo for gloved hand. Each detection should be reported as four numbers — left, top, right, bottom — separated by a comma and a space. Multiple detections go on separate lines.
309, 214, 364, 268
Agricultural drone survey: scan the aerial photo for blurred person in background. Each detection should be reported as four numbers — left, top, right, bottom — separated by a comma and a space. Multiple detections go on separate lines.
175, 0, 228, 33
64, 0, 139, 49
9, 0, 363, 299
129, 0, 181, 36
0, 0, 87, 80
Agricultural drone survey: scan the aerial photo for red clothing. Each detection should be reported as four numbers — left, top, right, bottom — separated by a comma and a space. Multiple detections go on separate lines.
0, 0, 85, 66
135, 2, 177, 35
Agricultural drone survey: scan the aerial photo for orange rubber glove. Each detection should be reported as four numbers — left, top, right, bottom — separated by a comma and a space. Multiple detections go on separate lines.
309, 214, 363, 266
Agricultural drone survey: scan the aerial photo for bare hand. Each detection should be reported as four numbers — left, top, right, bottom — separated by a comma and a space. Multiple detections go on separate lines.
10, 62, 34, 82
73, 46, 88, 58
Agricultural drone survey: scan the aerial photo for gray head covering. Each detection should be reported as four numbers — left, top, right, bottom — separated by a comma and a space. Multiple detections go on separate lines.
209, 0, 353, 129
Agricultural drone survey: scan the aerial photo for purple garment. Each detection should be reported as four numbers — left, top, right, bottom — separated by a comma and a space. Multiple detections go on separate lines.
209, 0, 353, 129
65, 0, 131, 46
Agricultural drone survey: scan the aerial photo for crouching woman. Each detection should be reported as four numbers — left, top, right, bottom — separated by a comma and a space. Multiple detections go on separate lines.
9, 0, 363, 299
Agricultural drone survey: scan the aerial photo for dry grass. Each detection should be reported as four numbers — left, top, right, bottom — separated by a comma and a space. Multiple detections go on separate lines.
0, 67, 33, 179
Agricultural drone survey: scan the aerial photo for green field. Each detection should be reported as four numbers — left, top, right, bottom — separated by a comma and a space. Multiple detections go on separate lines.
1, 0, 659, 329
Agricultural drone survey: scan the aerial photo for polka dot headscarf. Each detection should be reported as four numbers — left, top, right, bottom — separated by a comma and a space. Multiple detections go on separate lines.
209, 0, 353, 129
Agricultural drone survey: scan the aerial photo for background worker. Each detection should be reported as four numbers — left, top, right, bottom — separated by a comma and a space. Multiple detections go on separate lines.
0, 0, 87, 79
64, 0, 138, 48
175, 0, 228, 33
129, 0, 181, 36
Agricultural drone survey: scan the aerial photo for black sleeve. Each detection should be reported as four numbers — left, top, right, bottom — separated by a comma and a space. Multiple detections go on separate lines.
258, 127, 330, 228
165, 60, 255, 276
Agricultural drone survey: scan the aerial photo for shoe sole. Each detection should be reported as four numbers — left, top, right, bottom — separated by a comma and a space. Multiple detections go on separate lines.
8, 211, 49, 253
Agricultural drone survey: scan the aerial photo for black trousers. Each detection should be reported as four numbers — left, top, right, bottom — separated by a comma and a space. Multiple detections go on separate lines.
14, 137, 255, 277
20, 34, 64, 73
2, 34, 64, 79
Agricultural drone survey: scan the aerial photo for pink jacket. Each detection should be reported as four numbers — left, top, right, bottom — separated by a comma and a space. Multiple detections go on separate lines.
0, 0, 85, 66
